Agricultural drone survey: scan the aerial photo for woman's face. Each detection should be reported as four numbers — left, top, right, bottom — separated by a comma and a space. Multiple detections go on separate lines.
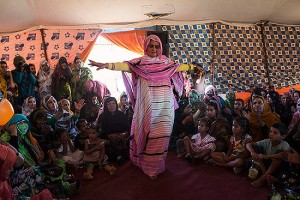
281, 94, 290, 105
74, 59, 82, 68
206, 105, 217, 119
252, 97, 264, 113
146, 40, 160, 58
27, 97, 36, 110
60, 63, 67, 70
41, 63, 50, 71
121, 96, 128, 106
266, 94, 273, 104
16, 120, 29, 135
107, 100, 117, 113
47, 99, 56, 111
293, 92, 300, 103
61, 100, 70, 111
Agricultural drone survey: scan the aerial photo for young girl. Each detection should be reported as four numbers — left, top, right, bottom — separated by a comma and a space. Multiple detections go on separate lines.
183, 117, 216, 162
210, 116, 252, 174
83, 124, 116, 180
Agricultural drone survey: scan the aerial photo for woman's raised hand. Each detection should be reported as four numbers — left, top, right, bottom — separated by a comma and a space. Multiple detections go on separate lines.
88, 60, 107, 71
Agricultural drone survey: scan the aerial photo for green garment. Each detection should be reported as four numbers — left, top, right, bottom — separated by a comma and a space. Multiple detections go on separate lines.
71, 67, 93, 102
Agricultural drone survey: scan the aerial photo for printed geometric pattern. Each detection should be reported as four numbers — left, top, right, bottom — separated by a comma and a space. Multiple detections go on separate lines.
43, 29, 100, 68
161, 24, 213, 88
212, 23, 267, 93
161, 23, 299, 93
0, 29, 100, 71
264, 23, 300, 89
0, 30, 43, 70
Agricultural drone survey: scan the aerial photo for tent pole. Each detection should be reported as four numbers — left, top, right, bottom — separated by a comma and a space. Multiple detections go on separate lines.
40, 29, 49, 62
210, 23, 216, 87
258, 20, 270, 87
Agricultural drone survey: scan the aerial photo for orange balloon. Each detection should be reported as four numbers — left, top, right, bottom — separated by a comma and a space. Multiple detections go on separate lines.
0, 99, 14, 126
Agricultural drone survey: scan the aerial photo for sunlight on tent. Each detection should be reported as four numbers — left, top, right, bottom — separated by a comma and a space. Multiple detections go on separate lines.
85, 36, 141, 99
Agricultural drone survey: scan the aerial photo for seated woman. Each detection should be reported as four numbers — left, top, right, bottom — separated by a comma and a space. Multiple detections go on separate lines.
41, 95, 58, 119
48, 98, 85, 137
80, 93, 102, 124
7, 114, 44, 166
206, 100, 231, 153
21, 96, 37, 117
118, 92, 134, 127
249, 94, 280, 142
97, 97, 130, 163
29, 109, 54, 157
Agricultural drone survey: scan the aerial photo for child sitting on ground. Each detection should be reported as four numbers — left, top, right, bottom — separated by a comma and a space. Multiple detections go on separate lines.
179, 117, 216, 162
210, 116, 252, 174
74, 119, 89, 151
246, 123, 290, 187
48, 128, 84, 167
83, 124, 116, 180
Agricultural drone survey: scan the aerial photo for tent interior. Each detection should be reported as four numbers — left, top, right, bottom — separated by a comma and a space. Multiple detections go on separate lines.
1, 0, 300, 99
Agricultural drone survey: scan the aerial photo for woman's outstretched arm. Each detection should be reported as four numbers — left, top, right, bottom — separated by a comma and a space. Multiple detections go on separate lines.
89, 60, 132, 72
176, 63, 194, 72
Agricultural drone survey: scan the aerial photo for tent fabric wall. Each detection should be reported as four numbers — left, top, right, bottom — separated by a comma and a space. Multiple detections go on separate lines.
0, 30, 44, 70
162, 22, 300, 93
101, 30, 147, 55
42, 29, 100, 68
0, 28, 101, 71
264, 23, 300, 88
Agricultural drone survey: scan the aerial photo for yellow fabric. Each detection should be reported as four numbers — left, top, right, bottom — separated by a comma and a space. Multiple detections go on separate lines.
249, 96, 280, 141
107, 62, 131, 72
176, 63, 194, 72
0, 75, 7, 98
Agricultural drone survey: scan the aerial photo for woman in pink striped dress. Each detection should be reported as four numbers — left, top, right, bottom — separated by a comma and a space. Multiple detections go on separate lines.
89, 35, 194, 179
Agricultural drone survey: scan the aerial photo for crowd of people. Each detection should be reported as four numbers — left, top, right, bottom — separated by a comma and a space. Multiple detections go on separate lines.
1, 34, 300, 199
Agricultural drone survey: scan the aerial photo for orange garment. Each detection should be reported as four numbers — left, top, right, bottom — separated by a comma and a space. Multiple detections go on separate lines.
249, 96, 280, 141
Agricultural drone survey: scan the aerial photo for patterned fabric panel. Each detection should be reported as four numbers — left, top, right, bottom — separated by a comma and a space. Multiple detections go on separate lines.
213, 23, 267, 93
161, 24, 213, 88
264, 23, 300, 89
0, 30, 43, 70
43, 29, 100, 68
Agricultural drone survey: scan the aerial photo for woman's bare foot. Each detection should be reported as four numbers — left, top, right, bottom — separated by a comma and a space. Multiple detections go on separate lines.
83, 172, 93, 180
149, 176, 158, 180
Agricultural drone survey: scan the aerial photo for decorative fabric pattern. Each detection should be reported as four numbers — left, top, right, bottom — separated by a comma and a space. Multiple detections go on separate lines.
0, 29, 100, 71
162, 23, 300, 93
263, 23, 300, 88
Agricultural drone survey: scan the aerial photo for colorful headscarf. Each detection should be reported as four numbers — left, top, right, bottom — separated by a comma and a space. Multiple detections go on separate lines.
249, 96, 280, 141
8, 114, 44, 166
225, 89, 236, 110
85, 80, 111, 103
122, 34, 183, 108
37, 60, 52, 98
21, 96, 36, 117
42, 95, 58, 118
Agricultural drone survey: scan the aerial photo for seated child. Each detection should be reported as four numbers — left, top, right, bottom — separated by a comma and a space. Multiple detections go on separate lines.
74, 119, 89, 151
210, 116, 252, 174
48, 128, 84, 167
83, 124, 116, 180
246, 123, 290, 187
183, 117, 216, 162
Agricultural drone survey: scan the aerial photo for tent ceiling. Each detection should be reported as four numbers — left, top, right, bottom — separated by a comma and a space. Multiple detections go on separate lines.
1, 0, 300, 33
